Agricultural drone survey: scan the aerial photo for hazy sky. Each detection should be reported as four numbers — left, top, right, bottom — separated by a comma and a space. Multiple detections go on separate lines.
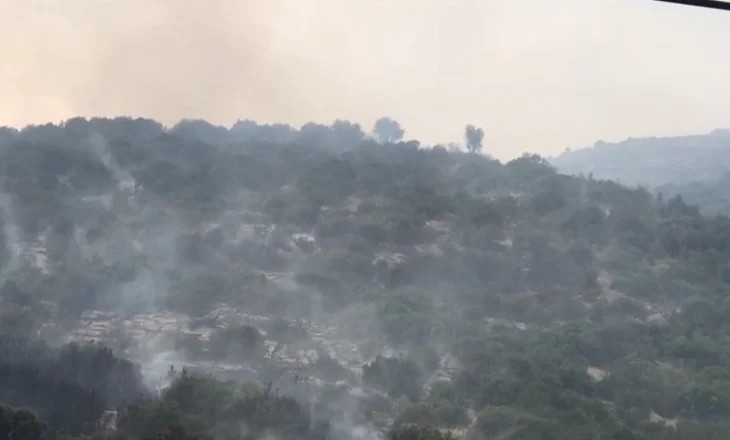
2, 0, 730, 159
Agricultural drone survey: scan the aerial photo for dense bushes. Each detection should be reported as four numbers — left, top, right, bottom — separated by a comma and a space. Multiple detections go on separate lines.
4, 117, 730, 439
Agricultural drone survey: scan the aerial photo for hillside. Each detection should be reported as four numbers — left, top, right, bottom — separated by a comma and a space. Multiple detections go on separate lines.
2, 117, 730, 440
550, 129, 730, 187
656, 172, 730, 217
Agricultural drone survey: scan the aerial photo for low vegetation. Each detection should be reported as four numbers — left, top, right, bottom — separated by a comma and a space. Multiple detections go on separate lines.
1, 117, 730, 439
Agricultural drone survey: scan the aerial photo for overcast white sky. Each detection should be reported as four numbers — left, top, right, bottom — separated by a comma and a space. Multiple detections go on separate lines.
2, 0, 730, 159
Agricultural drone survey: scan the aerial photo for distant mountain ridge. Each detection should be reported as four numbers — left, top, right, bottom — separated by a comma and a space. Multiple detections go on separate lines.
550, 129, 730, 188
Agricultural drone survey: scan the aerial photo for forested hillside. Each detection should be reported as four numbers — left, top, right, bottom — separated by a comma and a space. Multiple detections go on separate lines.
551, 129, 730, 187
656, 172, 730, 217
2, 117, 730, 440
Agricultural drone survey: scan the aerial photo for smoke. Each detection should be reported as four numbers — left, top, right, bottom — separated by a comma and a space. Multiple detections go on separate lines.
88, 132, 132, 186
0, 194, 22, 281
5, 1, 730, 158
138, 349, 183, 393
0, 120, 471, 439
4, 2, 729, 433
0, 0, 318, 128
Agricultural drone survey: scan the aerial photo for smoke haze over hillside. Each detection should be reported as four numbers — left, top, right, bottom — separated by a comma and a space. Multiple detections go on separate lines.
3, 0, 730, 158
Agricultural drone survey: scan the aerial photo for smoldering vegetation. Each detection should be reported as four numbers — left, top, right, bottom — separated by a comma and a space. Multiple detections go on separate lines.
2, 117, 730, 439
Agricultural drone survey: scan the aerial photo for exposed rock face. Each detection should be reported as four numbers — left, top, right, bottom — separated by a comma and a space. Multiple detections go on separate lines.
66, 300, 460, 433
586, 366, 609, 382
99, 409, 118, 431
68, 304, 393, 381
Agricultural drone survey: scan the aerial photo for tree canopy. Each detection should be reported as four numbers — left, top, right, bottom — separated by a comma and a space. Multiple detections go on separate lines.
0, 117, 730, 439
